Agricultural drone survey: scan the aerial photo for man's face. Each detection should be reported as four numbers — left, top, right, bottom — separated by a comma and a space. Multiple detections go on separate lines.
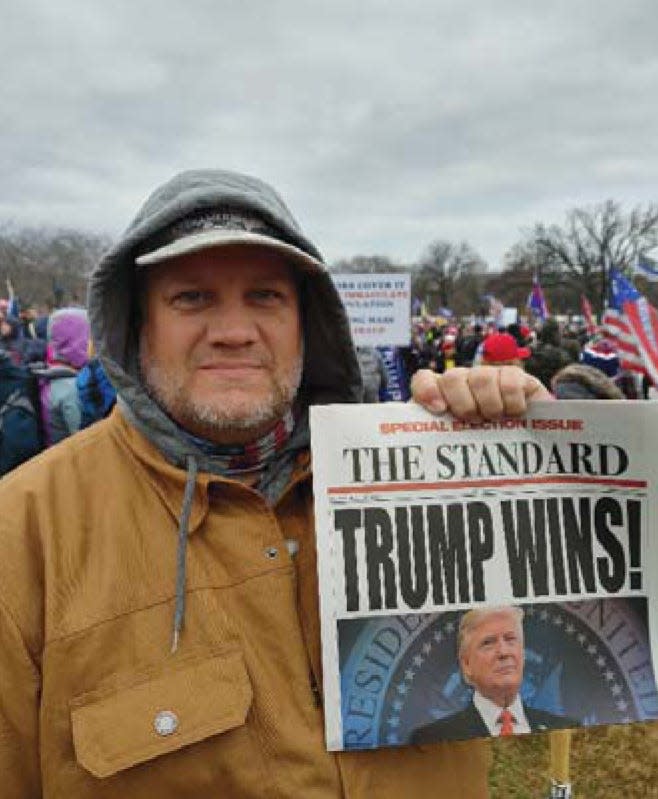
139, 244, 303, 445
460, 610, 524, 707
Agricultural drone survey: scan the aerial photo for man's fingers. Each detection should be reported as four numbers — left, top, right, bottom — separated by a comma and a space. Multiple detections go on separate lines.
524, 373, 553, 403
438, 368, 483, 421
466, 366, 505, 419
411, 366, 554, 421
410, 369, 447, 413
497, 368, 552, 415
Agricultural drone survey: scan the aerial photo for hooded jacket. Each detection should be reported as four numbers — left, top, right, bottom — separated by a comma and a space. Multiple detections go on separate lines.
551, 363, 624, 400
0, 170, 490, 798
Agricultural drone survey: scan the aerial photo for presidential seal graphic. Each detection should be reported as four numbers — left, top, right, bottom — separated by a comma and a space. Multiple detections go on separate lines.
338, 598, 657, 748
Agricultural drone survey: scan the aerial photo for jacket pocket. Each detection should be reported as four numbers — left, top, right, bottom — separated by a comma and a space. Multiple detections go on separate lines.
70, 647, 253, 779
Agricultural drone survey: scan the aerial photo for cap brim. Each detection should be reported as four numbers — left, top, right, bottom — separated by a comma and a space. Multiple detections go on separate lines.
135, 229, 324, 273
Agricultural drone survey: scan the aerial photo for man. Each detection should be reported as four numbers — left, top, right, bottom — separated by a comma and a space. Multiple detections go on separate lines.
455, 322, 483, 367
411, 606, 574, 744
524, 318, 574, 390
0, 170, 551, 798
355, 345, 388, 401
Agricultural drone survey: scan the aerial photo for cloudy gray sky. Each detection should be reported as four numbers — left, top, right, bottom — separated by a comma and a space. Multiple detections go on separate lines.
2, 0, 657, 268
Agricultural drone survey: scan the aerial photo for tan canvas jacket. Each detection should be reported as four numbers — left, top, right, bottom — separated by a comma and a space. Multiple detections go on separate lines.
0, 409, 490, 798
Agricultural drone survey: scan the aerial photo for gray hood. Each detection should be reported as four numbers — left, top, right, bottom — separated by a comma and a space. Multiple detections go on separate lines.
88, 169, 362, 482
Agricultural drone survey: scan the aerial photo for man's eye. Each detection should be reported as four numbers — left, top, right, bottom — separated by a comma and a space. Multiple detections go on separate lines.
172, 290, 208, 306
250, 289, 285, 303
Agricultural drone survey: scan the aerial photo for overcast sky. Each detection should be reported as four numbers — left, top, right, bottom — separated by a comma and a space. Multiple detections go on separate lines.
2, 0, 657, 269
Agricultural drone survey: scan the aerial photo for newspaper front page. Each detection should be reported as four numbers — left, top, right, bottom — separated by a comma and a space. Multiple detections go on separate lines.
310, 401, 658, 750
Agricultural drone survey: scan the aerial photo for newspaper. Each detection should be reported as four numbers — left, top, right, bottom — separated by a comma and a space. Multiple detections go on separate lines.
310, 400, 658, 750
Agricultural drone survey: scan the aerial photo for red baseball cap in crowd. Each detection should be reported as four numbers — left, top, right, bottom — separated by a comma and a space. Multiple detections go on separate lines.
482, 333, 531, 363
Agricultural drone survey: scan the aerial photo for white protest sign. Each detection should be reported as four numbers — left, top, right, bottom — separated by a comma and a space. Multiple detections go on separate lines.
331, 273, 411, 347
498, 306, 518, 327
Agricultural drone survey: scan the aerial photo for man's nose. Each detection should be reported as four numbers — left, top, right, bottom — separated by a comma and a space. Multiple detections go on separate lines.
205, 302, 258, 345
496, 640, 513, 657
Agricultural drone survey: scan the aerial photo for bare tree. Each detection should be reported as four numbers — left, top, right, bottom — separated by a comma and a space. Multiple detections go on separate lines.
412, 240, 487, 315
505, 200, 658, 314
329, 254, 407, 274
0, 223, 112, 308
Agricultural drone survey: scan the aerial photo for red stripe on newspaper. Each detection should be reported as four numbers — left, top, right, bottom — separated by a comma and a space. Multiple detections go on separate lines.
327, 476, 647, 494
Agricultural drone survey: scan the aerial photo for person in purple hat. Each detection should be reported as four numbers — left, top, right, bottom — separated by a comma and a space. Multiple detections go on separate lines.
32, 307, 90, 446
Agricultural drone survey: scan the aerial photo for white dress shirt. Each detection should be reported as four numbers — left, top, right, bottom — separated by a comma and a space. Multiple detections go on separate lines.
473, 690, 531, 736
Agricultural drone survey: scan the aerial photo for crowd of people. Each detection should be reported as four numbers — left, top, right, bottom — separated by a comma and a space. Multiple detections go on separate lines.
358, 315, 649, 404
0, 284, 116, 475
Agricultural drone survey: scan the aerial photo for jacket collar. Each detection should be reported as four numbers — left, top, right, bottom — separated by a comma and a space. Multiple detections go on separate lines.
109, 409, 212, 535
108, 408, 312, 533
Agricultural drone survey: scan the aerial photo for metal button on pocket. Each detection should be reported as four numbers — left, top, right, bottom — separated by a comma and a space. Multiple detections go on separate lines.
264, 546, 278, 560
154, 710, 179, 736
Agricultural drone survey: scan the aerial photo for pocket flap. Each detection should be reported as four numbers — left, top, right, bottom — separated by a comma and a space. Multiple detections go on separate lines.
71, 648, 253, 779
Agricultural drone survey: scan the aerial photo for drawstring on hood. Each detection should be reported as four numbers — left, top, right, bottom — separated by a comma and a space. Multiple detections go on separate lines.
171, 455, 199, 653
88, 169, 363, 652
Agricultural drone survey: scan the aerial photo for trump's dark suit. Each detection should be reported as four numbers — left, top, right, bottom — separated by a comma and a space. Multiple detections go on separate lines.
409, 701, 577, 744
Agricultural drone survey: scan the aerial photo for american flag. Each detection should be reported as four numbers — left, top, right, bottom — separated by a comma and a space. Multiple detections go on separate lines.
602, 268, 658, 383
527, 275, 549, 320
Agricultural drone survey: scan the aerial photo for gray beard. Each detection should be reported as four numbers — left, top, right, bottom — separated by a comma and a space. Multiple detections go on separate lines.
139, 340, 303, 440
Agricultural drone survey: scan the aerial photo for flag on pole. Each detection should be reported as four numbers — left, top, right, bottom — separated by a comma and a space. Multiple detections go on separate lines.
632, 254, 658, 282
580, 294, 596, 336
527, 275, 549, 320
602, 269, 658, 384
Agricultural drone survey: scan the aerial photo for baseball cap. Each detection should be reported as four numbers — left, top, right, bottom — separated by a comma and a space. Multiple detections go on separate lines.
135, 208, 324, 272
482, 333, 531, 363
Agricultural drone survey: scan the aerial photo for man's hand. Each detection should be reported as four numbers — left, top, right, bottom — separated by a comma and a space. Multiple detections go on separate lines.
410, 366, 552, 421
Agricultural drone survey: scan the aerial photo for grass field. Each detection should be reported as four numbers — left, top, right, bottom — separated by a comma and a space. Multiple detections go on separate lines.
490, 723, 658, 798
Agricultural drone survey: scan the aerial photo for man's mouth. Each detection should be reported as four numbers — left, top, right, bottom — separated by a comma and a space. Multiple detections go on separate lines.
198, 361, 267, 373
495, 663, 517, 675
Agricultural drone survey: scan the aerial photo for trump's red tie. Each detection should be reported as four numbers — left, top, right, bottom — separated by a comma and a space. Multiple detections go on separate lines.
498, 708, 515, 736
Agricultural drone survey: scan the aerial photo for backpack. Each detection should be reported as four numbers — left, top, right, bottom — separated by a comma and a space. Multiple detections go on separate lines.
0, 355, 43, 476
76, 357, 116, 429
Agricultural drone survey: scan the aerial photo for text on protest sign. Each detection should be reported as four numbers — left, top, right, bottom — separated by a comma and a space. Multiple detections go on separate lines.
331, 273, 410, 347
